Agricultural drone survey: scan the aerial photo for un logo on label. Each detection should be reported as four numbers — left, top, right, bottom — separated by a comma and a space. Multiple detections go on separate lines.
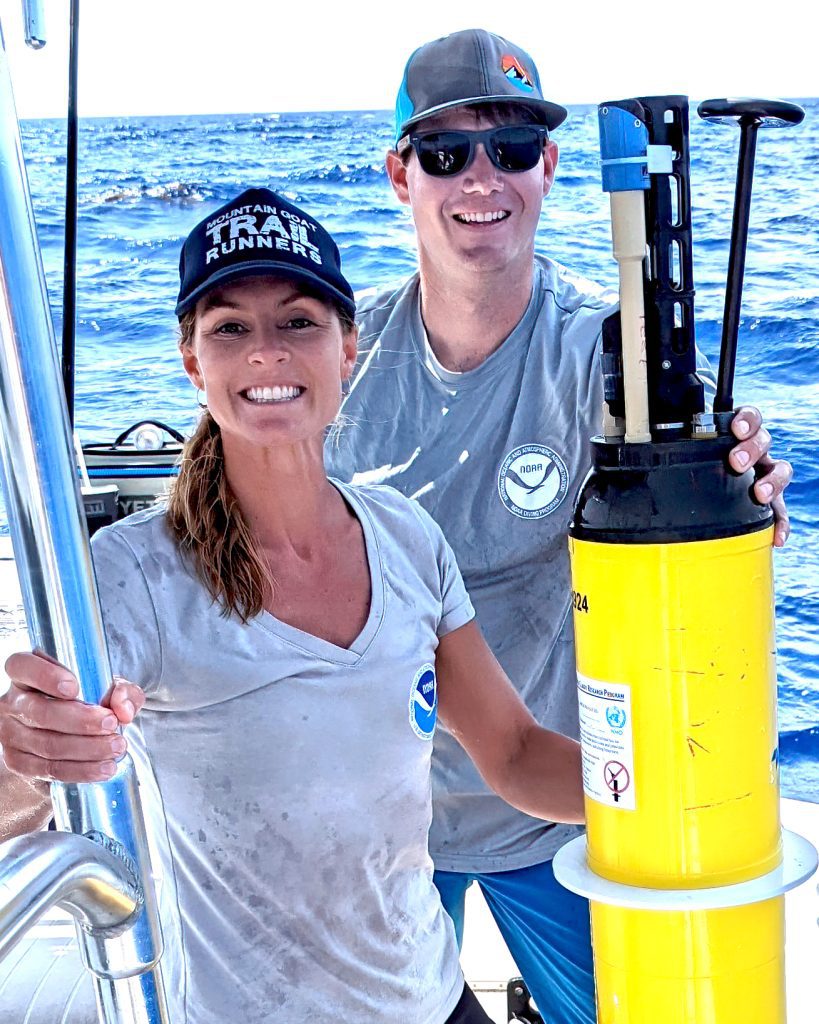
498, 443, 568, 520
409, 664, 437, 740
606, 706, 627, 731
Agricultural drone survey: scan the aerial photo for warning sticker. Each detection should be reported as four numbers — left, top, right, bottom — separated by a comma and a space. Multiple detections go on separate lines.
577, 673, 636, 810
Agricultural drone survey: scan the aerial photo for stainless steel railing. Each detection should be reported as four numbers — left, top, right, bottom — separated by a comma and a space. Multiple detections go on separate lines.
0, 832, 141, 960
0, 6, 169, 1021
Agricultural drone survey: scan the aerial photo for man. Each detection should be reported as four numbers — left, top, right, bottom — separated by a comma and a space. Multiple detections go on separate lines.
327, 28, 791, 1024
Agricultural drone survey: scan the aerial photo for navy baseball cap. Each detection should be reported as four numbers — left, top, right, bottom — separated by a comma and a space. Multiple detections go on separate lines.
394, 29, 568, 143
175, 187, 356, 319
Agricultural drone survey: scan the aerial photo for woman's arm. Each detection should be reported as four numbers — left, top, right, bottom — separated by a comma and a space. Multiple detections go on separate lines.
436, 620, 584, 825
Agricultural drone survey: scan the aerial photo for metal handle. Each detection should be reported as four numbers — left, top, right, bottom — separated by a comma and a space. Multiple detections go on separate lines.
697, 98, 806, 417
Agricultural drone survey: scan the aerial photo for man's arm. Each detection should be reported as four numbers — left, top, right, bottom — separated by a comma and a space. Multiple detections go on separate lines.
436, 621, 584, 825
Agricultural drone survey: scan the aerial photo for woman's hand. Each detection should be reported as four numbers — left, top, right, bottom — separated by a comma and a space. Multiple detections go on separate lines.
0, 651, 145, 784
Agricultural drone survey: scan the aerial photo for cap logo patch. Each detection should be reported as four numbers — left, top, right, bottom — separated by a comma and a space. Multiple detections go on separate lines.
204, 203, 323, 268
501, 55, 534, 93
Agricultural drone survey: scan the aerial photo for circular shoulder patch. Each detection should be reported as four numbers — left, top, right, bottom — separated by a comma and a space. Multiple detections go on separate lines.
409, 664, 437, 740
498, 443, 569, 519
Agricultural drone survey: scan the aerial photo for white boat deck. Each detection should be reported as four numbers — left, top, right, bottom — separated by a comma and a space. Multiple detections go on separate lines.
0, 537, 817, 1022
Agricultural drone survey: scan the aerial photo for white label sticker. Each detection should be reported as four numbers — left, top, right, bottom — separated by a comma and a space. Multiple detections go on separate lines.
577, 673, 636, 811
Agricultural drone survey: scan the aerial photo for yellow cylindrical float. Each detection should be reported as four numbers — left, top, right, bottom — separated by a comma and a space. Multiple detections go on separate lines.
572, 528, 780, 888
590, 899, 785, 1023
572, 521, 783, 1023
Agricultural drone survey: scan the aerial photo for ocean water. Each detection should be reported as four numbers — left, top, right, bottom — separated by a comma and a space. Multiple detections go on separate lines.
11, 104, 819, 801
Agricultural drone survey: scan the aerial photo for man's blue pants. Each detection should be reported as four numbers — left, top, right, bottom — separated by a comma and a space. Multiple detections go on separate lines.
434, 860, 597, 1024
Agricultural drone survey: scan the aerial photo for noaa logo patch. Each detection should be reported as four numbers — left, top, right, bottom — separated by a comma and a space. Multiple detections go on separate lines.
409, 664, 437, 740
498, 444, 569, 519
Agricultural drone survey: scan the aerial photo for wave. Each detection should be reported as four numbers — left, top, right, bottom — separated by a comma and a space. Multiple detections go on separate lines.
782, 726, 818, 752
763, 211, 819, 229
92, 181, 208, 204
780, 726, 819, 801
696, 316, 819, 381
290, 164, 386, 186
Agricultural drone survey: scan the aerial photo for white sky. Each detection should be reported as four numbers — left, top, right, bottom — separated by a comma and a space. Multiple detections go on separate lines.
2, 0, 816, 119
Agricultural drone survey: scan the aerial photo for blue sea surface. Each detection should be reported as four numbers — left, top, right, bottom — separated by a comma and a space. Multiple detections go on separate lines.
12, 105, 819, 802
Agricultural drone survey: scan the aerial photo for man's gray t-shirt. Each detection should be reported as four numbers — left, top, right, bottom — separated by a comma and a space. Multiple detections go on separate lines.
328, 256, 618, 873
8, 482, 473, 1024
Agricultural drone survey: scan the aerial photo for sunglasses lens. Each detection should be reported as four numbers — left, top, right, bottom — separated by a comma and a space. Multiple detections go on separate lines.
415, 132, 472, 176
410, 126, 545, 176
490, 127, 544, 171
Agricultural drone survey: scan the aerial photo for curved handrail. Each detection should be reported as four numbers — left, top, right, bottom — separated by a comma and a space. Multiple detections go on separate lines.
0, 831, 141, 962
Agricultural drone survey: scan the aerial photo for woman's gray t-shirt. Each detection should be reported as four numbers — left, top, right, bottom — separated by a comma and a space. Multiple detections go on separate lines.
87, 481, 473, 1024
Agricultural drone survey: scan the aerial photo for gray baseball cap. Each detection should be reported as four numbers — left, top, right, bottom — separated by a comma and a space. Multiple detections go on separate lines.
394, 29, 568, 143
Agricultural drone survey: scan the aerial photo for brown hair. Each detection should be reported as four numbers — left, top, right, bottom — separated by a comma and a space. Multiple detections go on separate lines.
165, 310, 268, 621
166, 294, 355, 622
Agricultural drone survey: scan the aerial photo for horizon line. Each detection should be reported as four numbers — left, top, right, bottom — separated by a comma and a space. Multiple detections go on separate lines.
19, 97, 819, 123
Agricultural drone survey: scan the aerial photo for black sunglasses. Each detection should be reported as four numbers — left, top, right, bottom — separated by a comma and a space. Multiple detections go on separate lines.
398, 125, 550, 177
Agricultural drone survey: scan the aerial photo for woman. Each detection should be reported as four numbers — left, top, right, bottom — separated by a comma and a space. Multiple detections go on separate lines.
0, 187, 583, 1024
